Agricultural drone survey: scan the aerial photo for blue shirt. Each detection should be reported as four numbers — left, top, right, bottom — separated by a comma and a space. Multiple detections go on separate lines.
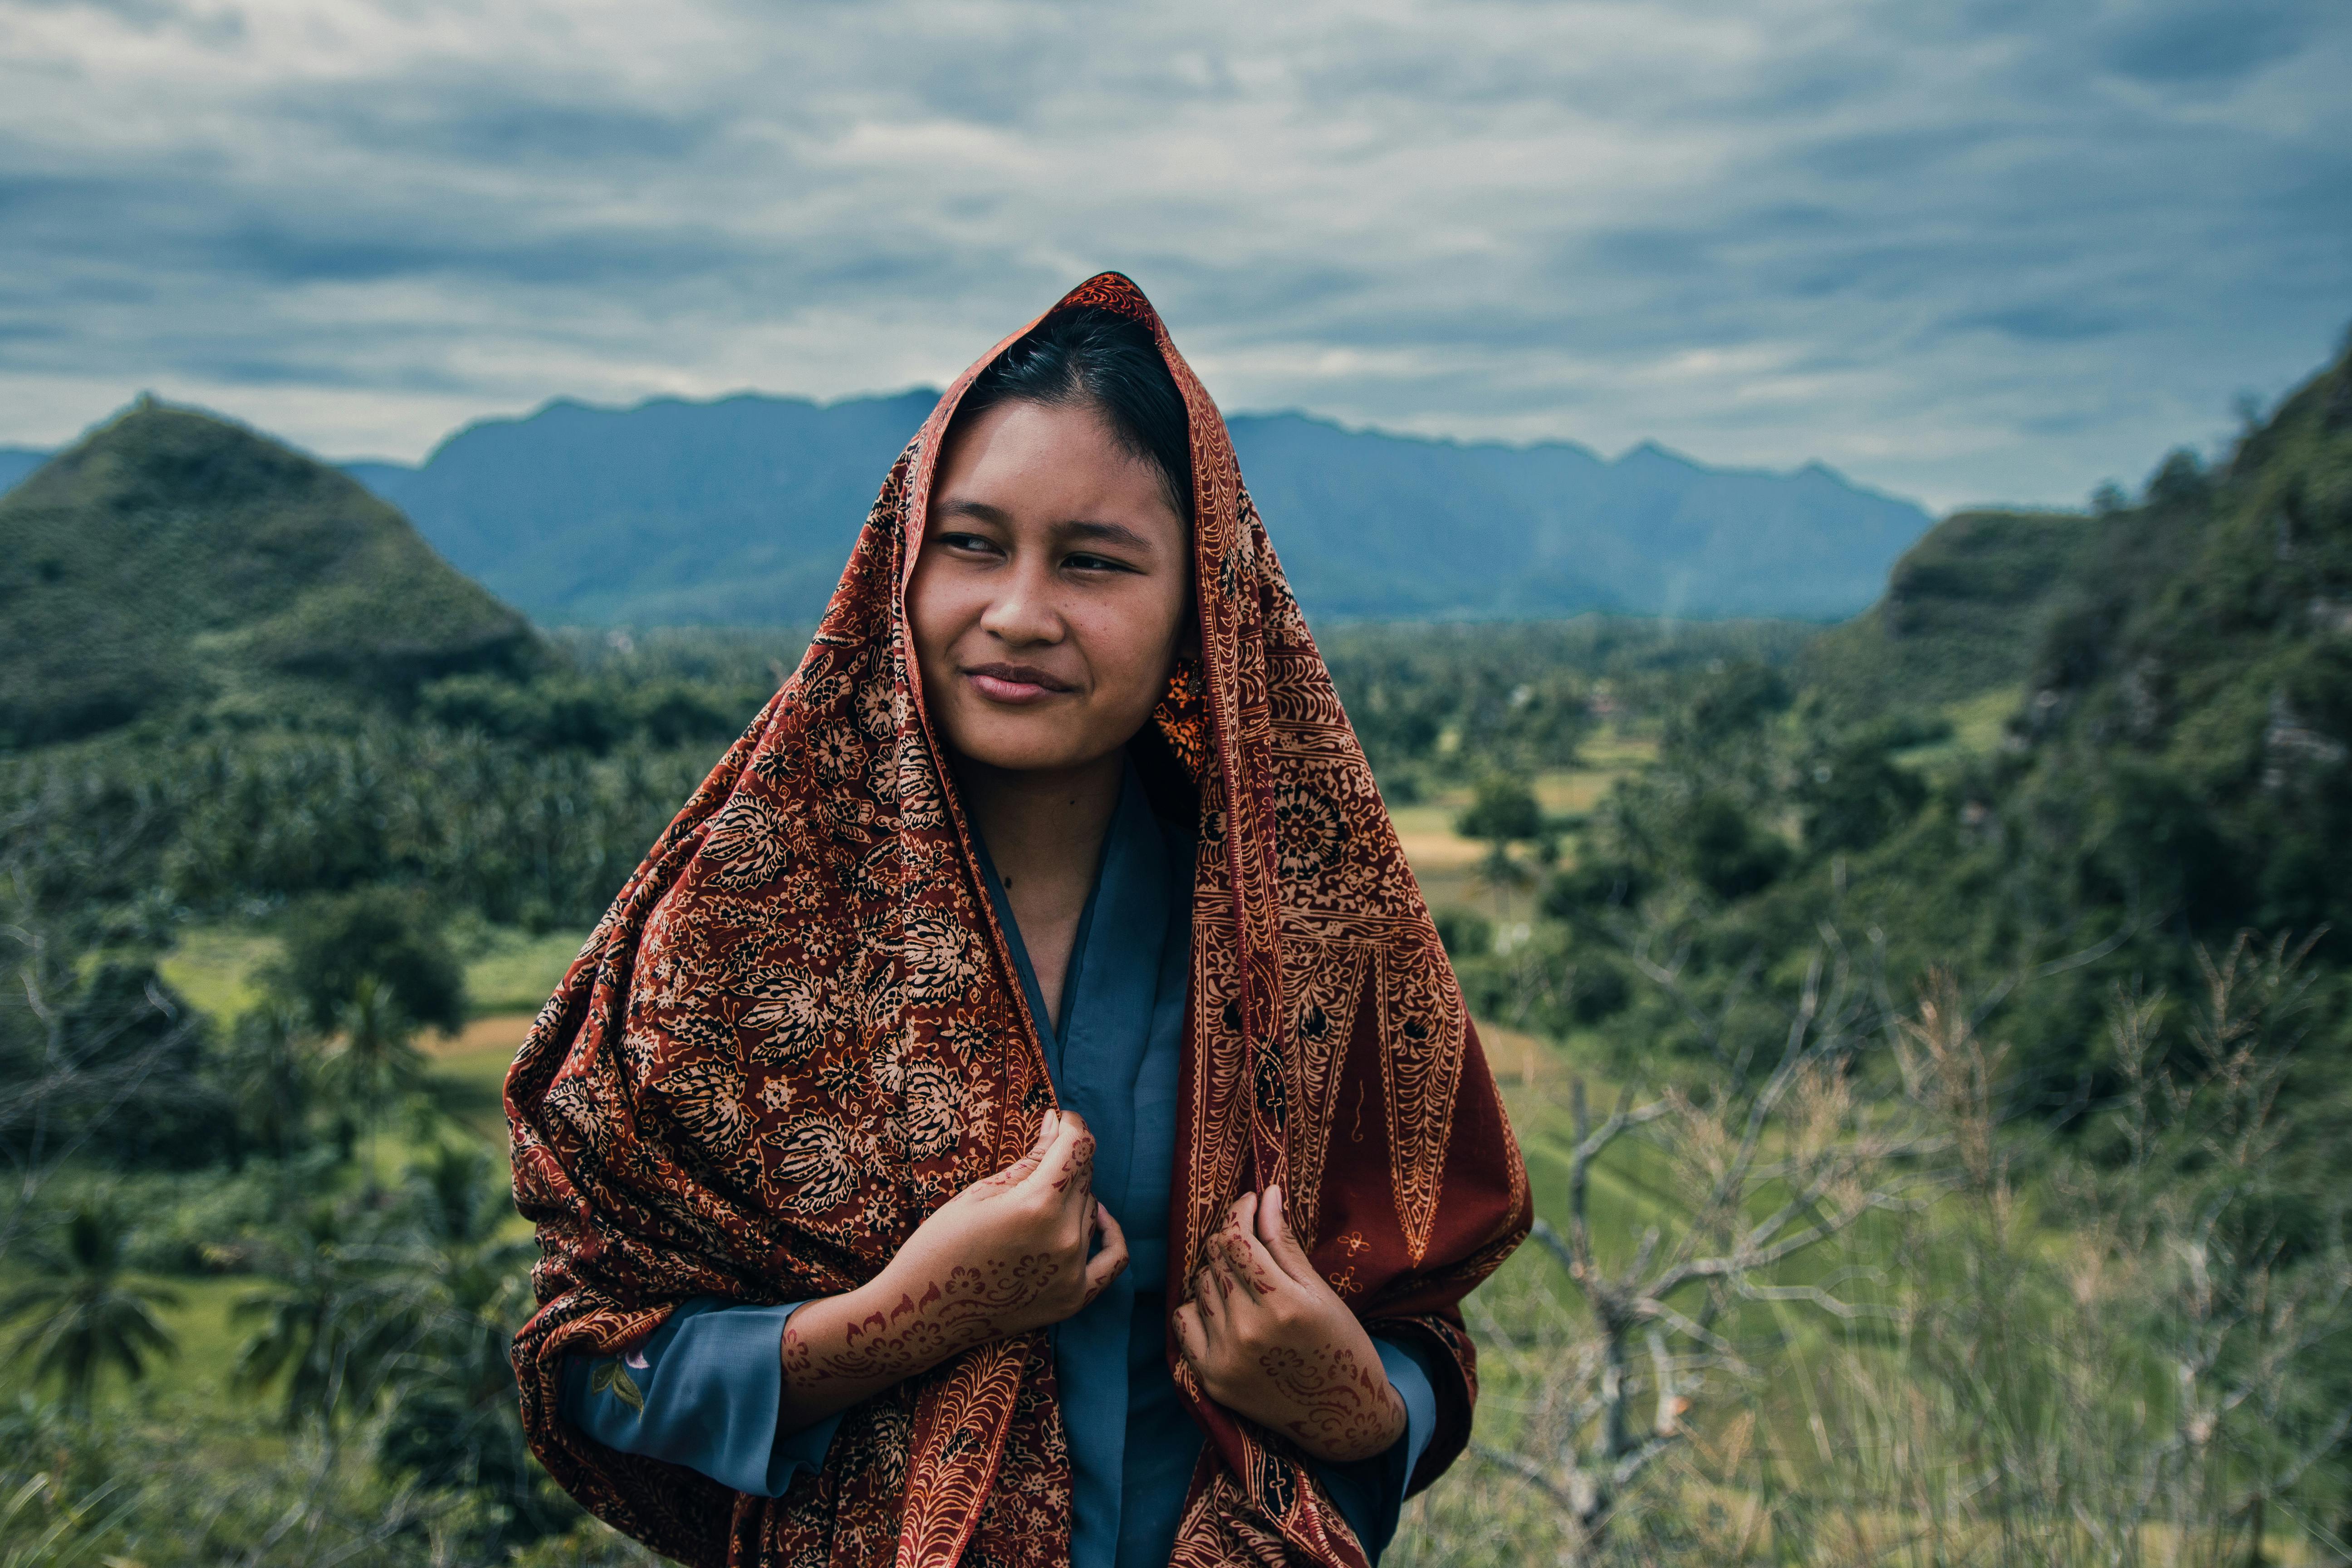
564, 761, 1436, 1564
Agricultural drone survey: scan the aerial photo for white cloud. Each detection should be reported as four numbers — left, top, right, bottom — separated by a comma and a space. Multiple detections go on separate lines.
0, 0, 2345, 509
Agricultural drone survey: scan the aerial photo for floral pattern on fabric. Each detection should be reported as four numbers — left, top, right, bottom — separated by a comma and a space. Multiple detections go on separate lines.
507, 272, 1530, 1568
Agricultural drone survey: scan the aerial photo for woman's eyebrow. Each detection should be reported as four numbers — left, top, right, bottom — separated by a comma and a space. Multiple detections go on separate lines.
936, 497, 1009, 525
1058, 519, 1154, 552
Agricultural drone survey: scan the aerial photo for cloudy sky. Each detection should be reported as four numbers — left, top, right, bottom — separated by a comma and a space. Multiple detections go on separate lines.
2, 0, 2346, 512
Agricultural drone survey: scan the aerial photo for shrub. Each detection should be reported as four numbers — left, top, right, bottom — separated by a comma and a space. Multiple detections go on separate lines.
1434, 909, 1494, 960
1685, 795, 1788, 900
1457, 775, 1543, 846
279, 888, 466, 1037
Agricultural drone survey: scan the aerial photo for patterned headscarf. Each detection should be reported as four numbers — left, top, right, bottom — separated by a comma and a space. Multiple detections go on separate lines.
508, 273, 1530, 1568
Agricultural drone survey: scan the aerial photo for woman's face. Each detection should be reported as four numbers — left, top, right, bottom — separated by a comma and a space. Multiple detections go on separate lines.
909, 397, 1193, 778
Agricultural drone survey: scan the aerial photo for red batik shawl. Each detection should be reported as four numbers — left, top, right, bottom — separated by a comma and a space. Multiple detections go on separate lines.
507, 273, 1532, 1568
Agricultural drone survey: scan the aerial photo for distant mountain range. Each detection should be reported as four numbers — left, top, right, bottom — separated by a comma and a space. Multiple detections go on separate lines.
343, 392, 1931, 625
344, 392, 943, 627
3, 393, 1934, 626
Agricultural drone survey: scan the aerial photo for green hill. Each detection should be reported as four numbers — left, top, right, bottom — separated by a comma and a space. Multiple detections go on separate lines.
1519, 328, 2352, 1101
1800, 505, 2100, 716
2004, 342, 2352, 934
1830, 334, 2352, 983
0, 399, 540, 747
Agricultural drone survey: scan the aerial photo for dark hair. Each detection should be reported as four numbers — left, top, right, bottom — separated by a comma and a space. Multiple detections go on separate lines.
955, 306, 1194, 524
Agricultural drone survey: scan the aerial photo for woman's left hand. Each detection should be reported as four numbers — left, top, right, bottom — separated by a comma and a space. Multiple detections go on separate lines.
1172, 1184, 1408, 1464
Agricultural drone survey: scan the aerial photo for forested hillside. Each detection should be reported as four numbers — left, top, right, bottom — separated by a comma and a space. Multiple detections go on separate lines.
0, 401, 540, 747
1800, 505, 2101, 712
1523, 335, 2352, 1089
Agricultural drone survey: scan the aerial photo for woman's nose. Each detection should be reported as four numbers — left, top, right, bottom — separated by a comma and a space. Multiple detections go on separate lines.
978, 560, 1065, 646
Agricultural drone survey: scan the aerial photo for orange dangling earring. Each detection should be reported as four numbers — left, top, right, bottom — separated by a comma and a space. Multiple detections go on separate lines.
1151, 654, 1209, 783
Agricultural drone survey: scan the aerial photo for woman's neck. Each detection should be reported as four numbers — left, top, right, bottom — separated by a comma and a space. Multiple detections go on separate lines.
956, 749, 1125, 1032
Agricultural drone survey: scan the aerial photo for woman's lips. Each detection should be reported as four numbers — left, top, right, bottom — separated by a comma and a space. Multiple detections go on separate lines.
964, 664, 1073, 705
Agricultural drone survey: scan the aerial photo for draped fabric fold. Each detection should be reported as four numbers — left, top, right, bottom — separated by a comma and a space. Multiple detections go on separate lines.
506, 272, 1532, 1568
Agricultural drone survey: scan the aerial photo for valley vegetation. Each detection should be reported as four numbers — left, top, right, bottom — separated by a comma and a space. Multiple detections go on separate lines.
1, 335, 2349, 1565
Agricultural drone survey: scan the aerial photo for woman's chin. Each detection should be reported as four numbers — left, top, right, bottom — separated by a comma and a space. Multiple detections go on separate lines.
941, 722, 1123, 780
956, 746, 1108, 779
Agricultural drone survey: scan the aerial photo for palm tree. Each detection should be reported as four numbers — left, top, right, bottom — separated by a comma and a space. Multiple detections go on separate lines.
377, 1145, 567, 1550
233, 1201, 401, 1430
0, 1192, 179, 1409
388, 1143, 535, 1414
220, 999, 320, 1169
1457, 773, 1544, 920
328, 975, 427, 1197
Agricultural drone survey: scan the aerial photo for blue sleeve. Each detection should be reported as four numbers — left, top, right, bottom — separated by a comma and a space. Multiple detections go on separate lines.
1307, 1335, 1441, 1563
559, 1296, 846, 1498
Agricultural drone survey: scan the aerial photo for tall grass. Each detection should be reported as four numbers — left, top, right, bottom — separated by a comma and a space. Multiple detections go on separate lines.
1410, 941, 2352, 1567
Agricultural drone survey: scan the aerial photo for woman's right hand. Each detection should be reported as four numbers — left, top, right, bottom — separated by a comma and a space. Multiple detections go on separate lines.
778, 1109, 1127, 1423
878, 1107, 1129, 1338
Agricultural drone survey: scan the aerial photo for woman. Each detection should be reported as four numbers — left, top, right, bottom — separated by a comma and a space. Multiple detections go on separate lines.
508, 273, 1530, 1568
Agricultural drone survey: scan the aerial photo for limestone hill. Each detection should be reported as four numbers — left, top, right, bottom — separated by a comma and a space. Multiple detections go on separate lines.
1805, 331, 2352, 935
0, 400, 540, 747
2004, 339, 2352, 933
1799, 505, 2100, 716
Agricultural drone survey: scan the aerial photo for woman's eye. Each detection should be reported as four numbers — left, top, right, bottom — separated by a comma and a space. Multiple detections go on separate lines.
938, 532, 1002, 556
1064, 553, 1132, 574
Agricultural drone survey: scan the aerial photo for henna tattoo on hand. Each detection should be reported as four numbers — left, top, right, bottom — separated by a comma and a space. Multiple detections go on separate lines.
1049, 1131, 1097, 1194
784, 1254, 1067, 1387
1178, 1190, 1408, 1464
1218, 1229, 1279, 1294
1255, 1343, 1405, 1459
779, 1113, 1119, 1425
1188, 1332, 1406, 1462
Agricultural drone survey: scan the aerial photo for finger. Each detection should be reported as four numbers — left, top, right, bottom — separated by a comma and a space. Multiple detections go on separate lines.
1212, 1214, 1286, 1301
1223, 1194, 1260, 1279
1017, 1109, 1095, 1200
988, 1110, 1058, 1188
1206, 1192, 1262, 1288
1203, 1226, 1249, 1296
1194, 1263, 1228, 1318
1172, 1300, 1209, 1366
1079, 1204, 1129, 1307
1057, 1115, 1100, 1207
1255, 1184, 1317, 1284
1009, 1109, 1078, 1196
